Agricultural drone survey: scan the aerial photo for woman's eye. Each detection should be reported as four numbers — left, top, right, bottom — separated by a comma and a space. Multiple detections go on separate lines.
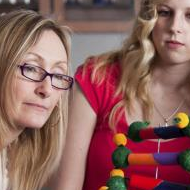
24, 65, 37, 73
54, 74, 64, 80
157, 10, 171, 17
186, 13, 190, 19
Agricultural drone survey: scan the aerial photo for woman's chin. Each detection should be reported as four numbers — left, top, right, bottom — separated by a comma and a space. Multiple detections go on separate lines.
16, 119, 47, 129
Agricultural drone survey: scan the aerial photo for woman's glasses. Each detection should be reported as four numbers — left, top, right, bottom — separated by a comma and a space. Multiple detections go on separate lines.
18, 63, 73, 90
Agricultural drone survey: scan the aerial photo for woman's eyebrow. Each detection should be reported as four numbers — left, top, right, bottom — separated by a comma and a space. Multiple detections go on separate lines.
158, 3, 190, 11
26, 52, 68, 65
25, 52, 43, 61
157, 4, 170, 9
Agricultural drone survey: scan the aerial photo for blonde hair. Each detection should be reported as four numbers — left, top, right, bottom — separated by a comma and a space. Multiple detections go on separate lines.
84, 0, 163, 129
0, 10, 71, 190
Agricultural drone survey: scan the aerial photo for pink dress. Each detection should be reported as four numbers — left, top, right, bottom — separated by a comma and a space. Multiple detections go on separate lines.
75, 59, 190, 190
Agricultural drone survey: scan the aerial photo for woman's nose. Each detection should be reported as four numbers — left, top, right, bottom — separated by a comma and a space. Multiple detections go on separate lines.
169, 13, 183, 34
35, 76, 52, 99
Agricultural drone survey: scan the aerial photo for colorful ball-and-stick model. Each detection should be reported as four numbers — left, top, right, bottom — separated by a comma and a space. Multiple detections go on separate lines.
130, 174, 190, 190
112, 136, 190, 171
99, 169, 190, 190
128, 112, 190, 142
99, 112, 190, 190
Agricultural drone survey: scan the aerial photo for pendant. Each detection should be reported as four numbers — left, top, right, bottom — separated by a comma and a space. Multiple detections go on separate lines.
164, 119, 168, 127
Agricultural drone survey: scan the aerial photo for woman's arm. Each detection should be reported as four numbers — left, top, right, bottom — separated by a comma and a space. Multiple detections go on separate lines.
53, 82, 97, 190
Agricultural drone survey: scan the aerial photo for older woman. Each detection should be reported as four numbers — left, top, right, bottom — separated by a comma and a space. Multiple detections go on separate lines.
0, 9, 73, 190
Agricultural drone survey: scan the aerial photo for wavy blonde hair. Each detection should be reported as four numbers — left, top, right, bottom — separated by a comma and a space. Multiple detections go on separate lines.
0, 10, 71, 190
84, 0, 164, 129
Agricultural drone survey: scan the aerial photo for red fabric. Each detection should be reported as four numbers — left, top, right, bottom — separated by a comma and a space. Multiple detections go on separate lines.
75, 59, 190, 190
130, 174, 163, 190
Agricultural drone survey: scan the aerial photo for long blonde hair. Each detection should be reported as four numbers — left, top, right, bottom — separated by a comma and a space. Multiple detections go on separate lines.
0, 10, 71, 190
84, 0, 163, 129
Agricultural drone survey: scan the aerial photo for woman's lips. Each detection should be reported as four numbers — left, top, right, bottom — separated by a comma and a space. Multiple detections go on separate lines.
166, 40, 185, 49
24, 102, 48, 111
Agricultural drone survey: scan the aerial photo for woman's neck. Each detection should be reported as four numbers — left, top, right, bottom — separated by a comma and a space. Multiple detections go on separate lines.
149, 60, 190, 127
151, 60, 190, 91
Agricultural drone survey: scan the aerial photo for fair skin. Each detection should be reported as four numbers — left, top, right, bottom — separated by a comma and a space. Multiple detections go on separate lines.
5, 30, 67, 148
54, 0, 190, 189
125, 0, 190, 126
149, 0, 190, 126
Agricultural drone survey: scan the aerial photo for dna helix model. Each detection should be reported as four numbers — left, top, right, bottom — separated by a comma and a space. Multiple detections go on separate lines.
99, 112, 190, 190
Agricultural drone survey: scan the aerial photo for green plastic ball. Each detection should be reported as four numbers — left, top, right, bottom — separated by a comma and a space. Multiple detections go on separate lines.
178, 149, 190, 172
128, 121, 149, 142
112, 146, 131, 168
106, 176, 126, 190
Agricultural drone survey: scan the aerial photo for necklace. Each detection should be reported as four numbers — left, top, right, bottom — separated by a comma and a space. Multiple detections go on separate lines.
153, 99, 185, 126
153, 99, 184, 179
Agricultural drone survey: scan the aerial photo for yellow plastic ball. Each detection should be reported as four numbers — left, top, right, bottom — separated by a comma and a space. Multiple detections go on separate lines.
110, 169, 124, 178
99, 186, 109, 190
113, 133, 127, 146
175, 112, 189, 129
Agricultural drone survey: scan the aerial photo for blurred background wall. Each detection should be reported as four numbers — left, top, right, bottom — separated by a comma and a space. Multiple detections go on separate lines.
0, 0, 139, 73
70, 33, 126, 72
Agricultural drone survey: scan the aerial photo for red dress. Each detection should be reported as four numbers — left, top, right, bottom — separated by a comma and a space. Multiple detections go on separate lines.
75, 59, 190, 190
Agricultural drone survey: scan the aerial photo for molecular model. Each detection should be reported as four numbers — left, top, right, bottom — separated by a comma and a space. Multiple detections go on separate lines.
99, 112, 190, 190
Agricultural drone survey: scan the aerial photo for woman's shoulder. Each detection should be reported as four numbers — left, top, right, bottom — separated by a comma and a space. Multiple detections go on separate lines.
74, 56, 122, 115
75, 56, 121, 83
